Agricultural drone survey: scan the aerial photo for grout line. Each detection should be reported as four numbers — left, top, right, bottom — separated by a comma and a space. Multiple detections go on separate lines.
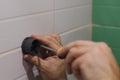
0, 25, 92, 56
0, 47, 20, 57
53, 0, 56, 33
0, 10, 54, 22
55, 5, 91, 12
0, 5, 91, 22
91, 0, 93, 24
55, 4, 91, 10
93, 24, 120, 29
0, 24, 92, 56
0, 3, 92, 55
93, 5, 120, 8
60, 24, 91, 36
0, 11, 54, 23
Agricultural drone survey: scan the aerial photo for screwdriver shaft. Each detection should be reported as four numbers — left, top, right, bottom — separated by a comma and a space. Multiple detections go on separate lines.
40, 45, 57, 53
40, 45, 65, 59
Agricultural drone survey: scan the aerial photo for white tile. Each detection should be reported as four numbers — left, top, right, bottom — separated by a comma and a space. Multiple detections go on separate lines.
16, 70, 40, 80
0, 49, 26, 80
16, 75, 28, 80
67, 74, 75, 80
60, 25, 92, 45
0, 0, 54, 20
0, 13, 54, 53
55, 6, 91, 33
0, 49, 42, 80
55, 0, 92, 9
0, 26, 91, 80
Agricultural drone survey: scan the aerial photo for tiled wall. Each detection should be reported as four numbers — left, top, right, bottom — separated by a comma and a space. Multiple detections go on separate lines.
0, 0, 92, 80
92, 0, 120, 66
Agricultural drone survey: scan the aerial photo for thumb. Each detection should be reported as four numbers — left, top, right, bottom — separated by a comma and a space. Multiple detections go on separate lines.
57, 47, 68, 59
23, 54, 42, 67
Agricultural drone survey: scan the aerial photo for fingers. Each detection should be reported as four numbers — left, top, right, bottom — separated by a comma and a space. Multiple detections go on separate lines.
65, 47, 88, 74
44, 35, 62, 49
31, 35, 50, 45
49, 34, 61, 41
57, 41, 93, 75
58, 41, 94, 58
31, 34, 62, 50
23, 54, 43, 67
71, 57, 83, 79
65, 47, 87, 65
49, 34, 62, 44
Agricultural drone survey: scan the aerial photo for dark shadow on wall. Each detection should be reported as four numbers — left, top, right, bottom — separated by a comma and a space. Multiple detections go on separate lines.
23, 60, 42, 80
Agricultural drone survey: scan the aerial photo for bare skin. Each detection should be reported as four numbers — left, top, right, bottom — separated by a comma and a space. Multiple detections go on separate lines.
24, 34, 120, 80
23, 34, 67, 80
58, 41, 120, 80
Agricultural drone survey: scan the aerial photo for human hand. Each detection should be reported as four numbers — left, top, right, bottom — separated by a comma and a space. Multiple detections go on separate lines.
23, 34, 67, 80
32, 34, 63, 59
58, 41, 120, 80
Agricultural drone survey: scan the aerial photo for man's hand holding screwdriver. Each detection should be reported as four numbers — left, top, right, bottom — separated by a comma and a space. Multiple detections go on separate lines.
23, 34, 120, 80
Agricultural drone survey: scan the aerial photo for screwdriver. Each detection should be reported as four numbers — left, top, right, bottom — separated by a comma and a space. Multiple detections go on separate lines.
21, 37, 66, 58
40, 45, 65, 59
40, 45, 57, 53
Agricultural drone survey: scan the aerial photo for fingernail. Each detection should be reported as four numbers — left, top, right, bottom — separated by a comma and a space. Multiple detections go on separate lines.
58, 54, 66, 59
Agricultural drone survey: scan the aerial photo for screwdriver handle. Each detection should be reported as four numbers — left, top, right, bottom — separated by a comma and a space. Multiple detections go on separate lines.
57, 47, 67, 59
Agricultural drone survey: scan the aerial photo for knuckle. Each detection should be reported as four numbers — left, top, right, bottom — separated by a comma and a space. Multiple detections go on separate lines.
52, 34, 60, 38
45, 41, 51, 45
71, 63, 77, 71
55, 34, 60, 38
74, 40, 83, 44
68, 40, 82, 47
72, 41, 81, 46
71, 62, 75, 69
69, 48, 76, 54
92, 46, 101, 52
52, 34, 57, 37
97, 42, 110, 49
67, 48, 79, 59
71, 58, 80, 70
45, 36, 51, 39
94, 42, 112, 52
99, 42, 108, 46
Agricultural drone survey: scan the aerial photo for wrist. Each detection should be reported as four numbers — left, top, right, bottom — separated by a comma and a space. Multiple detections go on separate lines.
43, 75, 67, 80
57, 78, 67, 80
43, 77, 67, 80
42, 73, 67, 80
55, 74, 67, 80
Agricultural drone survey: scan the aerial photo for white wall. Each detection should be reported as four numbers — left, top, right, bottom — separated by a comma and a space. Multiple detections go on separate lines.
0, 0, 92, 80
